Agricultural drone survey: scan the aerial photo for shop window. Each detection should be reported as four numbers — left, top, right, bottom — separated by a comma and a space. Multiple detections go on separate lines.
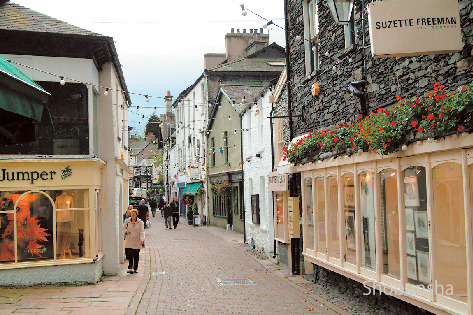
0, 189, 91, 264
232, 186, 239, 215
305, 177, 314, 251
380, 169, 400, 279
342, 173, 356, 265
315, 178, 326, 253
403, 166, 429, 286
275, 192, 285, 240
0, 82, 89, 155
434, 163, 466, 302
328, 175, 340, 259
251, 194, 260, 224
360, 171, 376, 270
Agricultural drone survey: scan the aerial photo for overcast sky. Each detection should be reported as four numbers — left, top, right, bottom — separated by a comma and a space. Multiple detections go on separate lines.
13, 0, 286, 135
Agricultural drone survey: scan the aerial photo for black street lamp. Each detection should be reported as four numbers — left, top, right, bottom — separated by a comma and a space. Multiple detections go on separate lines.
328, 0, 368, 117
327, 0, 354, 25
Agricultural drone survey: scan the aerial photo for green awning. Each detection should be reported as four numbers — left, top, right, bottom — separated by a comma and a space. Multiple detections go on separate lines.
182, 183, 202, 195
0, 55, 49, 121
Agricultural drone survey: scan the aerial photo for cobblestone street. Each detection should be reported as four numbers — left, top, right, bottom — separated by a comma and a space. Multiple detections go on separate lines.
0, 215, 346, 314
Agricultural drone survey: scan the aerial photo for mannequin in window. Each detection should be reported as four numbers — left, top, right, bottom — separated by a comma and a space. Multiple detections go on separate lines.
55, 191, 74, 259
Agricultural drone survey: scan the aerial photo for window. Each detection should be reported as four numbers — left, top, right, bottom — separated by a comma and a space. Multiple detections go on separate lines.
260, 176, 265, 223
434, 163, 466, 302
0, 82, 89, 155
251, 194, 260, 224
275, 192, 285, 239
232, 186, 239, 215
328, 175, 339, 259
305, 177, 315, 251
223, 131, 229, 165
403, 166, 429, 286
303, 0, 319, 75
316, 177, 326, 253
0, 189, 91, 263
342, 173, 355, 265
380, 169, 400, 279
197, 139, 201, 157
360, 171, 376, 270
210, 137, 215, 167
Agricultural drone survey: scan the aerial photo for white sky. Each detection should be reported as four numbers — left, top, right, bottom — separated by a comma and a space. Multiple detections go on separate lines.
13, 0, 286, 134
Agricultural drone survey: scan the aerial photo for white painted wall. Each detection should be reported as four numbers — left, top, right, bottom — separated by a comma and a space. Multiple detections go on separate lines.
242, 90, 274, 254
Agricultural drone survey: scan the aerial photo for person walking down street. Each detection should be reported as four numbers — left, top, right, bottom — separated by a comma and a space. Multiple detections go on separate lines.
137, 199, 149, 229
158, 195, 165, 217
150, 197, 158, 217
123, 209, 145, 274
171, 197, 180, 229
163, 201, 172, 229
123, 205, 133, 223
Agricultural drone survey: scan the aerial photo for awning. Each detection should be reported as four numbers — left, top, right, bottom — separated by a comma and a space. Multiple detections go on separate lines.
182, 182, 202, 195
0, 55, 49, 121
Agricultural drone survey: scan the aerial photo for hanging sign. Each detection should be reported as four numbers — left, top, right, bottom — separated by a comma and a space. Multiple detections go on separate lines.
368, 0, 462, 58
268, 172, 288, 191
288, 197, 300, 238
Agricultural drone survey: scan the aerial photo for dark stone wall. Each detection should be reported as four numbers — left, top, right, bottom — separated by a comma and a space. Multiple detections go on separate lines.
287, 0, 473, 137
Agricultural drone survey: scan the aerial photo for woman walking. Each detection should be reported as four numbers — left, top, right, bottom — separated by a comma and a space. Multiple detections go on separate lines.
123, 209, 145, 274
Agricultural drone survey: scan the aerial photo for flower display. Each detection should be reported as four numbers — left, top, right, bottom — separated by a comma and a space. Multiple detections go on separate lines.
210, 179, 231, 196
284, 82, 473, 164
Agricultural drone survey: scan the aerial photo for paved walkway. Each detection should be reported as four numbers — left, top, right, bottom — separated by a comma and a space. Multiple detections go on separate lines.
0, 214, 347, 314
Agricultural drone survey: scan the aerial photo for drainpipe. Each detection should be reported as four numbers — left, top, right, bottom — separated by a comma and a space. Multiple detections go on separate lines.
284, 0, 294, 140
240, 113, 246, 244
270, 103, 277, 258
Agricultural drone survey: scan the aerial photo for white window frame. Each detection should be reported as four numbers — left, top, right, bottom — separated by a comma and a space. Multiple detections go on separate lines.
303, 0, 319, 75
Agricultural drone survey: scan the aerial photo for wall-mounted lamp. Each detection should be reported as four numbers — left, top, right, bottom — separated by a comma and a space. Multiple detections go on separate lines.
327, 0, 354, 25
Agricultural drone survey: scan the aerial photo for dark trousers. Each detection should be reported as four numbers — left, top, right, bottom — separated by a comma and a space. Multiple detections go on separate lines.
125, 248, 140, 271
172, 214, 179, 228
151, 207, 157, 217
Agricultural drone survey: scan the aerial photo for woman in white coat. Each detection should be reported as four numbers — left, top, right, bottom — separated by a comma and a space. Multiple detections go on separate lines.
123, 209, 145, 274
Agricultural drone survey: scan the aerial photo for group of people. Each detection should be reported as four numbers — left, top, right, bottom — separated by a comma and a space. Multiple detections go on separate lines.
122, 196, 180, 274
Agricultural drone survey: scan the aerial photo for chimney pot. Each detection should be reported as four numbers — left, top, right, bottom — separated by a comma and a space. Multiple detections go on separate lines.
231, 28, 234, 33
167, 91, 171, 96
237, 28, 240, 33
243, 29, 246, 33
260, 28, 263, 34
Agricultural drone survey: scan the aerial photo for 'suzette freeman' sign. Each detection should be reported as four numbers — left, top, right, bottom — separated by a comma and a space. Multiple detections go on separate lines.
268, 172, 288, 191
368, 0, 462, 58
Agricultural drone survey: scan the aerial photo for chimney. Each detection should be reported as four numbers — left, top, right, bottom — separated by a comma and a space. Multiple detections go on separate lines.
165, 91, 173, 117
204, 53, 226, 70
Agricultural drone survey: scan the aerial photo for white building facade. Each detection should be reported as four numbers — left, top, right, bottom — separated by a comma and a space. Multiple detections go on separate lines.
242, 88, 274, 254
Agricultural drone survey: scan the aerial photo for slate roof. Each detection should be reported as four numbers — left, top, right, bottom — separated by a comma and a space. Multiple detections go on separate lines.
219, 85, 267, 113
207, 43, 285, 73
0, 2, 101, 36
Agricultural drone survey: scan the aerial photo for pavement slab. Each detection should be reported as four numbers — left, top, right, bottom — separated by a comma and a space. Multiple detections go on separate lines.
0, 214, 347, 314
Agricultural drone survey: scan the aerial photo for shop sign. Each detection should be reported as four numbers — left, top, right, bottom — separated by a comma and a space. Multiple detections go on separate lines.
368, 0, 462, 58
0, 167, 74, 185
288, 197, 300, 238
269, 172, 287, 191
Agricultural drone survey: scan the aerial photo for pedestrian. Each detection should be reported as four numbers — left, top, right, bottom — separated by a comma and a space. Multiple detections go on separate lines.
150, 197, 158, 217
123, 209, 144, 274
158, 195, 165, 217
163, 200, 172, 229
171, 196, 180, 229
123, 205, 133, 223
137, 199, 149, 229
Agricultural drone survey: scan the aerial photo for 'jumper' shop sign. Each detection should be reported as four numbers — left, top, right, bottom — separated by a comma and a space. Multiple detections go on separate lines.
368, 0, 462, 58
0, 166, 72, 184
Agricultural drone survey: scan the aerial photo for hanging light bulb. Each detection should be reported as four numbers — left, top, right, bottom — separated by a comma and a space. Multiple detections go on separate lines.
137, 106, 139, 112
104, 88, 109, 96
59, 77, 65, 86
142, 115, 145, 120
240, 4, 247, 16
228, 116, 231, 120
139, 122, 141, 126
154, 107, 156, 114
234, 130, 237, 134
145, 95, 149, 102
263, 20, 273, 29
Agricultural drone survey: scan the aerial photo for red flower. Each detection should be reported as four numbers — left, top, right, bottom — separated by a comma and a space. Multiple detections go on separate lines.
416, 98, 421, 104
426, 113, 434, 120
461, 86, 466, 92
458, 125, 465, 132
383, 144, 388, 148
388, 138, 392, 142
340, 141, 345, 145
380, 128, 384, 132
348, 137, 354, 142
333, 137, 339, 142
411, 104, 415, 108
390, 121, 396, 126
418, 127, 424, 133
396, 95, 402, 101
351, 145, 357, 150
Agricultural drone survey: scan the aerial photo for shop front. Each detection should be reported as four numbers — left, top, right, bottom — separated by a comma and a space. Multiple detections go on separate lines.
299, 135, 473, 314
0, 158, 105, 286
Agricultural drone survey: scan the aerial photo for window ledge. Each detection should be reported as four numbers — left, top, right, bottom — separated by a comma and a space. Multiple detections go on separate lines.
0, 252, 103, 270
338, 44, 358, 60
